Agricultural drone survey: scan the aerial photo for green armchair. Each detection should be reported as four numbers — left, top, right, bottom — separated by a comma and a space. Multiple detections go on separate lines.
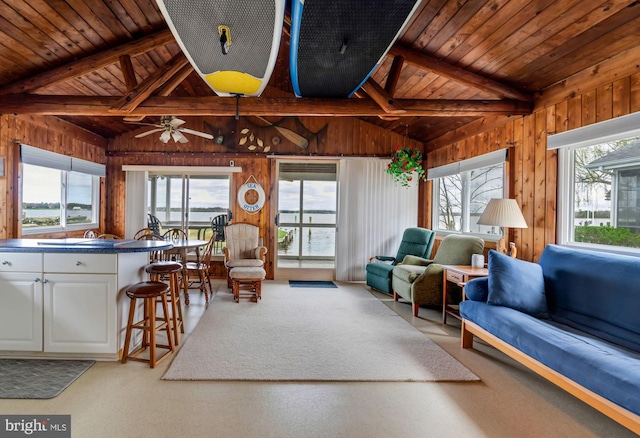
392, 234, 484, 316
365, 227, 435, 294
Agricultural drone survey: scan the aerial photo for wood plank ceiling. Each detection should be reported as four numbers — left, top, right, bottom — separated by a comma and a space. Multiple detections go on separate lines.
1, 0, 640, 151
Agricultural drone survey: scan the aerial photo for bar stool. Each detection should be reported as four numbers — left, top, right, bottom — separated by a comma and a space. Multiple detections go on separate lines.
121, 281, 174, 368
145, 261, 184, 346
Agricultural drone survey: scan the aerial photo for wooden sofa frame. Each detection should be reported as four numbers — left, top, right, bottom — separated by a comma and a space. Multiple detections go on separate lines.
461, 319, 640, 435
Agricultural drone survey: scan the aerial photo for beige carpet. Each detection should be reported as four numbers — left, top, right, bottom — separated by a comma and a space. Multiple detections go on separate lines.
163, 281, 479, 382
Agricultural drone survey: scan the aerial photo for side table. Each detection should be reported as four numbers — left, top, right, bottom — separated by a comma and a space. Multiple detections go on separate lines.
442, 265, 488, 324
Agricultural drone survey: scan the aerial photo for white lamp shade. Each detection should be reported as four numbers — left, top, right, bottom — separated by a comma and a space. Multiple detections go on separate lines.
477, 198, 528, 228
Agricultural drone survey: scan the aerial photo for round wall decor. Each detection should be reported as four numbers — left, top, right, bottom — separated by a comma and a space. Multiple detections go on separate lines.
237, 175, 265, 213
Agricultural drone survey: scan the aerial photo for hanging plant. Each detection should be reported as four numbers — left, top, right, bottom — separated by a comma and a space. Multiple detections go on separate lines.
386, 145, 427, 187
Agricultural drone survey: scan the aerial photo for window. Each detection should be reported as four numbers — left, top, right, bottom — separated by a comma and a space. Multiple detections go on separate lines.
276, 162, 338, 269
20, 145, 104, 235
147, 173, 230, 252
550, 112, 640, 253
429, 149, 507, 237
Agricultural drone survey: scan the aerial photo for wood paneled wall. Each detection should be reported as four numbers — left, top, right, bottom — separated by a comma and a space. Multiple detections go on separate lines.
0, 114, 107, 239
106, 116, 423, 279
427, 70, 640, 262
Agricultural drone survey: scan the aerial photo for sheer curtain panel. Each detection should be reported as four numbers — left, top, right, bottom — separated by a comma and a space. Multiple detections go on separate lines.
336, 159, 418, 281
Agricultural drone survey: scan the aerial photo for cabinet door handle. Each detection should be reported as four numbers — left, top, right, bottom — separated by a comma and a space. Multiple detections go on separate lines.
43, 279, 49, 284
34, 278, 41, 282
1, 260, 9, 265
75, 261, 82, 266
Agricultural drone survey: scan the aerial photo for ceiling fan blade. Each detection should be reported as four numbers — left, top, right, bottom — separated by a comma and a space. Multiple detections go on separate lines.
180, 128, 214, 139
159, 130, 171, 143
172, 130, 189, 143
169, 117, 186, 128
135, 128, 164, 138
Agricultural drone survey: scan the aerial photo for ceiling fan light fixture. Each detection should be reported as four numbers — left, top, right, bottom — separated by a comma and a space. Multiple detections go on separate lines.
172, 130, 189, 143
159, 130, 171, 143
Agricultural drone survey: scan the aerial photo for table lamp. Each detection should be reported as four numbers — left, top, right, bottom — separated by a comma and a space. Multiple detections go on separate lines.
476, 198, 528, 258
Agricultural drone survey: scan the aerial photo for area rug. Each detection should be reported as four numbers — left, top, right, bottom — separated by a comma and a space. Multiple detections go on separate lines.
289, 280, 337, 288
0, 359, 94, 399
163, 282, 478, 382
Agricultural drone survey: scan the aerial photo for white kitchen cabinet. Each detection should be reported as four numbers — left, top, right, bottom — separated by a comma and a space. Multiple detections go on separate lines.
0, 272, 43, 351
0, 253, 43, 351
0, 243, 156, 359
43, 273, 117, 354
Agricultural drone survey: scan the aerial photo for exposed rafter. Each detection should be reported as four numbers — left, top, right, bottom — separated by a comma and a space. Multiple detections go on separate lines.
384, 55, 405, 96
2, 94, 532, 117
0, 29, 174, 96
388, 45, 533, 102
110, 52, 190, 113
360, 79, 406, 115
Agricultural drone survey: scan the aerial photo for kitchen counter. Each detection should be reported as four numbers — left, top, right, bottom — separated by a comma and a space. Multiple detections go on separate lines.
0, 238, 173, 360
0, 238, 172, 253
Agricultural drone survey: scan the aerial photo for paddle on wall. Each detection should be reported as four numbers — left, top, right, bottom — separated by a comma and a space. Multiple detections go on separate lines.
156, 0, 285, 97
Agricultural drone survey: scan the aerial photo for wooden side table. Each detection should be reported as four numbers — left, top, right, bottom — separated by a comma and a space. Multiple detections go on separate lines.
442, 265, 488, 324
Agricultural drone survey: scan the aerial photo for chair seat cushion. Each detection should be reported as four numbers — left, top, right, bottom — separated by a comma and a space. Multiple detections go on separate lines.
392, 264, 427, 283
229, 267, 266, 280
365, 261, 394, 277
227, 259, 264, 268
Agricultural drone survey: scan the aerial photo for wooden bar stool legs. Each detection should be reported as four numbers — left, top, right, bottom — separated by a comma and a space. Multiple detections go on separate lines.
121, 281, 174, 368
146, 261, 184, 346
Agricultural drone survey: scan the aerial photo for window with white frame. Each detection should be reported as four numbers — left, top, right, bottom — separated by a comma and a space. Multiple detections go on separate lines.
429, 149, 507, 236
549, 111, 640, 253
20, 145, 104, 235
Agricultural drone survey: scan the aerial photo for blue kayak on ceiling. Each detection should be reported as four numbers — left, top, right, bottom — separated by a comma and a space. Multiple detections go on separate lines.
289, 0, 422, 98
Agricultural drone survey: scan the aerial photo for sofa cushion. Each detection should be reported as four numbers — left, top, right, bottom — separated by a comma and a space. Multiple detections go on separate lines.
460, 300, 640, 416
538, 244, 640, 352
487, 250, 548, 319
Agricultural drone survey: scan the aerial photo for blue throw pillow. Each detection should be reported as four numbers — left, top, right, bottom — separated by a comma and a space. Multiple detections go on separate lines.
487, 250, 549, 319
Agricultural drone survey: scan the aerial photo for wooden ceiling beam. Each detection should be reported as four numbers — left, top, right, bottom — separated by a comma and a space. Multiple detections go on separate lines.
119, 55, 138, 91
0, 29, 174, 95
360, 79, 406, 115
155, 63, 195, 97
384, 55, 405, 96
1, 94, 532, 117
122, 60, 194, 122
388, 44, 533, 102
426, 115, 517, 152
111, 52, 190, 113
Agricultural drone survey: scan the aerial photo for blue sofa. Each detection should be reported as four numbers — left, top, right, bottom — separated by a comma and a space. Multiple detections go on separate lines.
460, 245, 640, 434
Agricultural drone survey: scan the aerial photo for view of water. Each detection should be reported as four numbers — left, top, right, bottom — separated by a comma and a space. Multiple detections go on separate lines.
23, 209, 337, 259
25, 209, 90, 218
278, 212, 336, 258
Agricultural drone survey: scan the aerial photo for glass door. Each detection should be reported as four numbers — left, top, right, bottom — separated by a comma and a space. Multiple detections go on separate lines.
147, 174, 229, 249
275, 161, 338, 278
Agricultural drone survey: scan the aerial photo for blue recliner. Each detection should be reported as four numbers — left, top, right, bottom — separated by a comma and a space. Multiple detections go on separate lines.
365, 227, 435, 294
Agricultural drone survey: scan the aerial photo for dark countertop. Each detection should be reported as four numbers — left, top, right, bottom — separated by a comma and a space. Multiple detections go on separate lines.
0, 238, 173, 253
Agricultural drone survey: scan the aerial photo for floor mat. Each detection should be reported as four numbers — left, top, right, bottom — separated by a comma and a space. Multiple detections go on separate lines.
289, 280, 338, 288
0, 359, 94, 399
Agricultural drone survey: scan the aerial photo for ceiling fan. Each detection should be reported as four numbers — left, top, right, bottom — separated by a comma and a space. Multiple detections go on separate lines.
130, 116, 214, 143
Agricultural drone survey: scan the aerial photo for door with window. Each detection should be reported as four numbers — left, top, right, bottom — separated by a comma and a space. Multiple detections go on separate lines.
147, 174, 229, 251
275, 162, 338, 278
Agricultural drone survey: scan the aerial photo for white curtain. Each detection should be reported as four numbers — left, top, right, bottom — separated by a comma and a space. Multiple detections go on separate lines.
335, 159, 418, 281
124, 171, 148, 239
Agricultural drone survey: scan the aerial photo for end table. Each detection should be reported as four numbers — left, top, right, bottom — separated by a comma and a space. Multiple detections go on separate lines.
442, 265, 488, 324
